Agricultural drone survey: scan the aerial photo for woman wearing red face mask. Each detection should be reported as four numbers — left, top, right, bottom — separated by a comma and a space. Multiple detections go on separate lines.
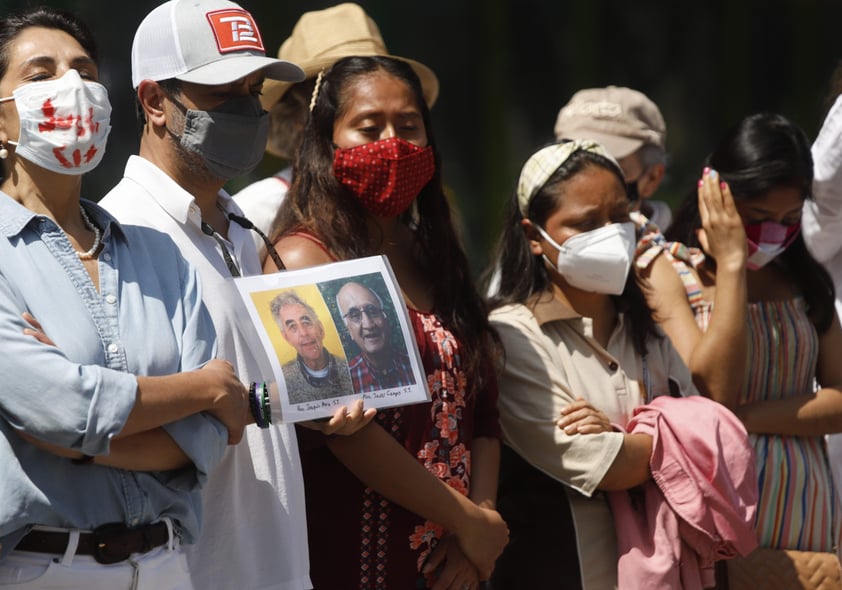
265, 56, 507, 590
643, 112, 842, 582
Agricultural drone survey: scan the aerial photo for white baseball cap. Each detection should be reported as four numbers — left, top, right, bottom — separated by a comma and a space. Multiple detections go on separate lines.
131, 0, 304, 89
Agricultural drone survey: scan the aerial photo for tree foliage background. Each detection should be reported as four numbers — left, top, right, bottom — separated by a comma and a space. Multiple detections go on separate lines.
3, 0, 841, 274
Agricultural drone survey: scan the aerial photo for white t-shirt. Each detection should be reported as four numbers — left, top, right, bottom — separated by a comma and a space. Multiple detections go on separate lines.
101, 156, 311, 590
233, 167, 292, 265
804, 95, 842, 321
802, 94, 842, 558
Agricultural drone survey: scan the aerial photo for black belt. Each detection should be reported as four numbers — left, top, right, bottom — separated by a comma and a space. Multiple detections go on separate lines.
16, 522, 171, 564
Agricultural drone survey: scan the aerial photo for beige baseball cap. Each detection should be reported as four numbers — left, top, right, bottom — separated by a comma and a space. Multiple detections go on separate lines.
553, 86, 666, 159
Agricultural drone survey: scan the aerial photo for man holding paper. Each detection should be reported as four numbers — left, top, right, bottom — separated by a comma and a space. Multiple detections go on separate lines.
100, 2, 374, 589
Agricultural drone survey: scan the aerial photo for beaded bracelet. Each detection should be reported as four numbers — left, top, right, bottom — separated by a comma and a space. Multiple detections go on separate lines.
259, 382, 272, 427
247, 382, 261, 427
248, 381, 272, 429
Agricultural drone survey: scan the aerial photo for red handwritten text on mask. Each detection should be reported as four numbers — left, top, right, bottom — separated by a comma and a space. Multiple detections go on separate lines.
37, 99, 100, 168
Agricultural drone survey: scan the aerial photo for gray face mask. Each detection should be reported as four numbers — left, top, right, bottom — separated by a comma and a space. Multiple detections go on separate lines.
175, 94, 269, 180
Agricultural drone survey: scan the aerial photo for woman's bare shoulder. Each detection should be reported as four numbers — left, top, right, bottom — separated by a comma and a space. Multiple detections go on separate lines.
265, 234, 334, 272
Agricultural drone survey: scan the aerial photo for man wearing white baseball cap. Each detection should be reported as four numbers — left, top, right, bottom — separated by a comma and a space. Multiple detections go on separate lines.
102, 2, 375, 589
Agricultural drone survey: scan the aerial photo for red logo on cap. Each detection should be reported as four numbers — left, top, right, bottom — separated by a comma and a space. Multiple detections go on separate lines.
206, 9, 265, 53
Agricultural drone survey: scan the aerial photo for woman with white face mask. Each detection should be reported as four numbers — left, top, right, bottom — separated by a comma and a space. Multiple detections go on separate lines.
486, 140, 709, 589
645, 113, 842, 582
0, 8, 249, 589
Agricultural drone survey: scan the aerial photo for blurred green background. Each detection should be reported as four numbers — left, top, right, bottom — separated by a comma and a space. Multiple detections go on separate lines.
3, 0, 841, 274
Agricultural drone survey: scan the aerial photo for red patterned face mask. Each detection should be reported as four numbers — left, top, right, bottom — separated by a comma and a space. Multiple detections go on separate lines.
333, 137, 435, 218
744, 220, 801, 270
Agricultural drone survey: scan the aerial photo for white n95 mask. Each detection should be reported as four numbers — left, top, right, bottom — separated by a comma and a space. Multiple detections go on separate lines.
537, 221, 636, 295
0, 68, 112, 175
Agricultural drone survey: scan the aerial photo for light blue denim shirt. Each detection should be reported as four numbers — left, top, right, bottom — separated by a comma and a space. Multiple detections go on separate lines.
0, 193, 227, 558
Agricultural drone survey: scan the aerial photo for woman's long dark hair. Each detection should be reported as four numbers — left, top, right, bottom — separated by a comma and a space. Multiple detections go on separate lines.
273, 55, 497, 393
486, 146, 659, 356
666, 112, 835, 333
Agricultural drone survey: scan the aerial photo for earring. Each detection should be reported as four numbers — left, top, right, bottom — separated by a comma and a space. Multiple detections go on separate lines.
0, 143, 7, 160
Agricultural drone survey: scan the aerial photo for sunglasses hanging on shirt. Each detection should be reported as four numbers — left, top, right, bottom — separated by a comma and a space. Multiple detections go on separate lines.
226, 212, 287, 271
201, 211, 287, 278
201, 221, 242, 277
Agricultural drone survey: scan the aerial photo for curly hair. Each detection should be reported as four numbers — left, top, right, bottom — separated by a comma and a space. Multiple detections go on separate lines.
269, 290, 322, 335
271, 55, 497, 394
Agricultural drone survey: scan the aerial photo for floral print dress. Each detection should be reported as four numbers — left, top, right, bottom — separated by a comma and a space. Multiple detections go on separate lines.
297, 309, 501, 589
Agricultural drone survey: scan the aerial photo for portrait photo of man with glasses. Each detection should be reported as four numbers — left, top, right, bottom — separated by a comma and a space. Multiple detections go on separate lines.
238, 259, 429, 421
335, 280, 417, 394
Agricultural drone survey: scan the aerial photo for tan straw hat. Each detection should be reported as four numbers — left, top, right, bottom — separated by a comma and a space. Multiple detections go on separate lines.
260, 2, 439, 110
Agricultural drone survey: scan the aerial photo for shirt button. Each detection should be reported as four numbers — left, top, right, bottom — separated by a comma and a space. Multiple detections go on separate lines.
102, 253, 112, 262
105, 294, 117, 305
608, 361, 619, 371
107, 343, 119, 354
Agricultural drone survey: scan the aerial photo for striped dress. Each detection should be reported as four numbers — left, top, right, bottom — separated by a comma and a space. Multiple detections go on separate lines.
670, 252, 838, 551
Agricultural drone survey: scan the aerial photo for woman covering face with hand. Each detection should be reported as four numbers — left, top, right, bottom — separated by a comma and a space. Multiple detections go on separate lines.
485, 140, 711, 589
645, 113, 842, 557
267, 55, 507, 590
0, 8, 248, 589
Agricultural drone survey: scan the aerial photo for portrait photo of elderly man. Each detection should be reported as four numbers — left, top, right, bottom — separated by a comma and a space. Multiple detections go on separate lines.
269, 290, 353, 404
336, 281, 416, 394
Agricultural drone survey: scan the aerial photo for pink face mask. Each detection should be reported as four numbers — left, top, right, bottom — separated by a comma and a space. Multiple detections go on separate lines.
333, 137, 435, 218
744, 220, 801, 270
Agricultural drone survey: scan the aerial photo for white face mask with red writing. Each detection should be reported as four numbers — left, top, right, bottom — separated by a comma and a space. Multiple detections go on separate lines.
0, 69, 111, 175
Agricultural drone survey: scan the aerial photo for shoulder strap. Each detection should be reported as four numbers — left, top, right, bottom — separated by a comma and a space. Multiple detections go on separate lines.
664, 242, 705, 308
287, 230, 337, 261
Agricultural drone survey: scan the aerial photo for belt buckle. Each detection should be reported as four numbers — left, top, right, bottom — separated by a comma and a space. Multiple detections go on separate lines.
91, 523, 134, 565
